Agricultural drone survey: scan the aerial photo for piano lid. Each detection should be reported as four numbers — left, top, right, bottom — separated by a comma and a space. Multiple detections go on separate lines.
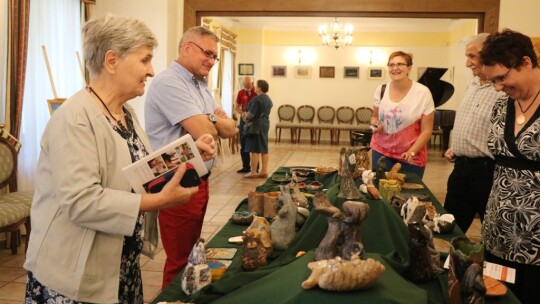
417, 67, 455, 108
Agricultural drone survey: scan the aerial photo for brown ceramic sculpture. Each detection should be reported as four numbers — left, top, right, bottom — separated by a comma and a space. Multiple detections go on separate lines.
247, 191, 264, 216
448, 236, 486, 304
302, 255, 385, 291
270, 185, 298, 250
181, 238, 212, 295
263, 191, 280, 218
313, 193, 369, 261
242, 216, 272, 271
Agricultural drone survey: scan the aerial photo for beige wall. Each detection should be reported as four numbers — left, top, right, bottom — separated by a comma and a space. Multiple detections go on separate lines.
93, 0, 540, 141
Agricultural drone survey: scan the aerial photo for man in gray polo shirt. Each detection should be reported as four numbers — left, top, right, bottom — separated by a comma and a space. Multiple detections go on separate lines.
145, 26, 236, 289
443, 33, 505, 233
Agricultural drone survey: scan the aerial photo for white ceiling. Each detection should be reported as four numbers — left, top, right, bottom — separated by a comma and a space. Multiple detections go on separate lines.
212, 16, 474, 32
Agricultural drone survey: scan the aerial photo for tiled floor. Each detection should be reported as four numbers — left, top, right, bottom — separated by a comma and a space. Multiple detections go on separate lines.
0, 140, 480, 303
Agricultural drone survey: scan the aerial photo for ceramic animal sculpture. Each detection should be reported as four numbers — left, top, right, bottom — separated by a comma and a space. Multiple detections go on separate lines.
359, 170, 381, 200
338, 148, 362, 199
386, 163, 406, 185
433, 213, 457, 234
313, 193, 342, 260
291, 184, 309, 208
448, 236, 486, 304
270, 185, 298, 250
181, 238, 212, 295
407, 222, 437, 282
242, 216, 272, 271
461, 263, 486, 304
301, 255, 385, 291
402, 197, 444, 277
353, 147, 371, 179
340, 201, 370, 260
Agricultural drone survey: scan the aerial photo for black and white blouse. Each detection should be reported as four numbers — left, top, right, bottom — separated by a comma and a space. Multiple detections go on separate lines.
483, 97, 540, 265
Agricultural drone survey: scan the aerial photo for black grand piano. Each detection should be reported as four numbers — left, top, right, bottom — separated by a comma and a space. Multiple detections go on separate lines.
351, 67, 455, 151
418, 67, 456, 152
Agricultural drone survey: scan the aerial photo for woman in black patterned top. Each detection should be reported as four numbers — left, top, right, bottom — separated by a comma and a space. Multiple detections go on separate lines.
480, 29, 540, 303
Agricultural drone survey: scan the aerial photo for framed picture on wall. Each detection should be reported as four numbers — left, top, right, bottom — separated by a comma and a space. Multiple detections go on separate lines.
343, 66, 359, 78
238, 63, 254, 76
368, 67, 385, 80
295, 66, 312, 79
272, 65, 287, 77
319, 66, 335, 78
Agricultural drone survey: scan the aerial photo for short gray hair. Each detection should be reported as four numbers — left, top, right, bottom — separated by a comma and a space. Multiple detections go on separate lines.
178, 26, 219, 51
466, 33, 490, 48
82, 14, 158, 78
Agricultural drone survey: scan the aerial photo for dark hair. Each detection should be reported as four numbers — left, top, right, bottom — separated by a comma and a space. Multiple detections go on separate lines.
480, 29, 538, 68
257, 79, 269, 93
388, 51, 413, 66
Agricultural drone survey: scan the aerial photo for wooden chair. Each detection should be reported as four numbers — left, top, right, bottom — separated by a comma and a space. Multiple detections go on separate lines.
0, 127, 33, 254
274, 104, 296, 143
334, 106, 355, 145
294, 105, 316, 144
316, 106, 336, 144
350, 107, 374, 147
429, 110, 443, 149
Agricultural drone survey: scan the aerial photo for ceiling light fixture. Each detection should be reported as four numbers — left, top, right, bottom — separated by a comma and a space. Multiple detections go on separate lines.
318, 18, 353, 50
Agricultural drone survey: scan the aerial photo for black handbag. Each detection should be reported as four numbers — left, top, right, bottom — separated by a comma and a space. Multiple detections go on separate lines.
243, 118, 260, 136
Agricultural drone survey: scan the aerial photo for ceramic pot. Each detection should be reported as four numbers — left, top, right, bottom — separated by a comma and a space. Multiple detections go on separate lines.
263, 191, 280, 218
248, 191, 264, 216
448, 236, 486, 304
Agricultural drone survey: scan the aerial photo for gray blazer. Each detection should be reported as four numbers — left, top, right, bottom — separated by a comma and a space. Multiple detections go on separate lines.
24, 89, 149, 302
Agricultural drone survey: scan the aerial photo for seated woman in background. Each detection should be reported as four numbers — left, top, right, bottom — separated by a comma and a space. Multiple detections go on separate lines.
23, 15, 215, 303
370, 51, 435, 178
480, 28, 540, 303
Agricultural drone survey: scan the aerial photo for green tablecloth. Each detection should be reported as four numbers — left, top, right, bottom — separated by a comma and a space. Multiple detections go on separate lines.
152, 168, 520, 304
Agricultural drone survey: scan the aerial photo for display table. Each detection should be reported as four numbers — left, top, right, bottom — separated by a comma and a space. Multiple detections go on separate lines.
152, 167, 519, 304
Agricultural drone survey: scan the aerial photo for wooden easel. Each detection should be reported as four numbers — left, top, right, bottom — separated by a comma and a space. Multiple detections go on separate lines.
41, 45, 66, 115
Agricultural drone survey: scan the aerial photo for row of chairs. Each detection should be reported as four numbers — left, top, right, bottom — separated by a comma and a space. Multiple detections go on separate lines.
275, 105, 374, 145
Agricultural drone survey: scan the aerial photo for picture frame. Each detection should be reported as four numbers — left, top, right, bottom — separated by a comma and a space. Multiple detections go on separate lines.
47, 98, 66, 115
319, 66, 335, 78
271, 65, 287, 77
238, 63, 254, 76
295, 66, 312, 79
368, 67, 385, 80
343, 66, 359, 78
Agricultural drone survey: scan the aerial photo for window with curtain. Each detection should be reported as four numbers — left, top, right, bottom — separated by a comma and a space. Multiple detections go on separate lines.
18, 0, 83, 191
0, 1, 8, 123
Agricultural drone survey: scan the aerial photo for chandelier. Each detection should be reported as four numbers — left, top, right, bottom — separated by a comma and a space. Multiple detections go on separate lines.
318, 18, 353, 49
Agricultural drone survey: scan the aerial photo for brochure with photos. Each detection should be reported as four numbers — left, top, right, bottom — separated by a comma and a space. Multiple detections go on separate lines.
122, 134, 208, 194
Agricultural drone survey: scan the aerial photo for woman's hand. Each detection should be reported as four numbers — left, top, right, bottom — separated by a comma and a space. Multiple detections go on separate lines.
401, 151, 415, 163
370, 117, 384, 133
196, 134, 216, 162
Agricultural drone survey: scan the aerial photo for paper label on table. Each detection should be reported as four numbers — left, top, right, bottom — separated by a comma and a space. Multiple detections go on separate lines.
443, 256, 516, 284
349, 153, 356, 164
484, 261, 516, 284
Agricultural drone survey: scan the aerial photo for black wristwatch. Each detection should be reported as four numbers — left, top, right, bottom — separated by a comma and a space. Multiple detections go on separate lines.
207, 113, 217, 124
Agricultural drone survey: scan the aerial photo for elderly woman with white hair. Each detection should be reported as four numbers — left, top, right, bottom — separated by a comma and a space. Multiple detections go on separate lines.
23, 15, 215, 303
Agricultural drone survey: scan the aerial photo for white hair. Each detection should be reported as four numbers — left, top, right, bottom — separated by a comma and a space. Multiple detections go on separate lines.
466, 33, 490, 48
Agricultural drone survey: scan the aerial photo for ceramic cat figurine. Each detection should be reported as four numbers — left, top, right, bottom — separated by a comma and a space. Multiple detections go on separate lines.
302, 255, 385, 291
270, 185, 298, 250
181, 238, 212, 295
242, 216, 272, 271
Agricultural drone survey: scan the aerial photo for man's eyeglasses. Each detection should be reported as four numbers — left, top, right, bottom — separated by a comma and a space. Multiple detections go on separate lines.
187, 42, 219, 62
487, 65, 514, 85
387, 63, 409, 68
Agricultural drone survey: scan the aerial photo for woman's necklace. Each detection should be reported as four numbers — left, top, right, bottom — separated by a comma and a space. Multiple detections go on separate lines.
516, 88, 540, 125
87, 86, 127, 131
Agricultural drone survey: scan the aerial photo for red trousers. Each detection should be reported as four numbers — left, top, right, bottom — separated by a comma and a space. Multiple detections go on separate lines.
158, 178, 209, 289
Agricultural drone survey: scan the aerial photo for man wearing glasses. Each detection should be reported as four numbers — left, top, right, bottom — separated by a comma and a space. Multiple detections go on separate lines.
443, 33, 505, 233
145, 26, 236, 289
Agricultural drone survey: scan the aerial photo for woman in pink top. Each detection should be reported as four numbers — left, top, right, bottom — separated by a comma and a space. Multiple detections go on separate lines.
370, 51, 435, 178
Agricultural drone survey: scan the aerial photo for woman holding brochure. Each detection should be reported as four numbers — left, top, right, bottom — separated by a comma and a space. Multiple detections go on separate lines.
23, 15, 215, 304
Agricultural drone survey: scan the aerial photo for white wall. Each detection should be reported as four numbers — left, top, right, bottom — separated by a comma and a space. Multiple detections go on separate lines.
499, 0, 540, 35
93, 0, 183, 127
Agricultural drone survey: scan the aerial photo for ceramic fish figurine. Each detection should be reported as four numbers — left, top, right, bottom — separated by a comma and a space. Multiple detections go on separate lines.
242, 216, 272, 271
181, 238, 212, 295
302, 255, 385, 291
270, 185, 298, 250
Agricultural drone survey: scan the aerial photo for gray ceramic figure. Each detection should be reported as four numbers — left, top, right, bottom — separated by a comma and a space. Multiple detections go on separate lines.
313, 193, 342, 260
407, 222, 436, 282
340, 201, 369, 260
181, 238, 212, 295
338, 148, 362, 199
270, 185, 298, 250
